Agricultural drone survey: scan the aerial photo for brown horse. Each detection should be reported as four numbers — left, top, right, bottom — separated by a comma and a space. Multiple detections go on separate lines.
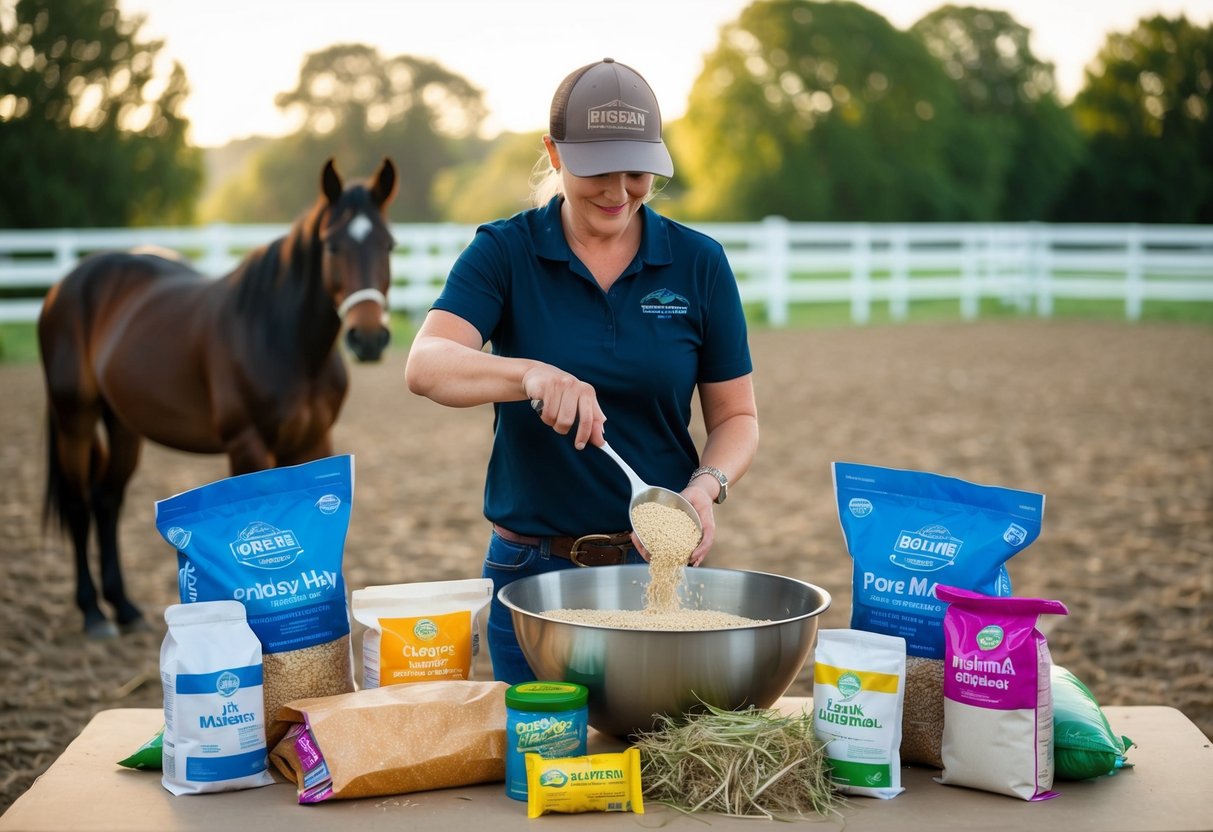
38, 157, 398, 637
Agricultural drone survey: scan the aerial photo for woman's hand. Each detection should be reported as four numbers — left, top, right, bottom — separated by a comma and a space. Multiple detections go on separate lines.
681, 485, 716, 566
523, 367, 605, 450
627, 490, 714, 566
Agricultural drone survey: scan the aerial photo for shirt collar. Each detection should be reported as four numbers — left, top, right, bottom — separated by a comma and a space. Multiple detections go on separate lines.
533, 196, 673, 268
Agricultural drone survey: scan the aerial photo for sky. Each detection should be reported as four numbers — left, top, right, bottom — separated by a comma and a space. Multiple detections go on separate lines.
119, 0, 1213, 148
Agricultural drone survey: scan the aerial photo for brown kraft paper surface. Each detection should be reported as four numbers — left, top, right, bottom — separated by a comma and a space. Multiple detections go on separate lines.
269, 680, 508, 800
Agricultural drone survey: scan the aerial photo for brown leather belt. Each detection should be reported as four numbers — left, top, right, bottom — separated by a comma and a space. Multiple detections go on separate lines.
492, 524, 633, 567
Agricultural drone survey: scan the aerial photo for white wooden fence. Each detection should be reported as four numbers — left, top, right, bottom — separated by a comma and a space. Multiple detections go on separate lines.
1, 220, 1211, 325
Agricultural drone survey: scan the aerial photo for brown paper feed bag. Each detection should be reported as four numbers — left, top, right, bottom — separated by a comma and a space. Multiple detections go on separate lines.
269, 680, 508, 801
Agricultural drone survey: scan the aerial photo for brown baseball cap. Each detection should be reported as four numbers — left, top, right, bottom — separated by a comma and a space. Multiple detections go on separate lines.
549, 58, 674, 178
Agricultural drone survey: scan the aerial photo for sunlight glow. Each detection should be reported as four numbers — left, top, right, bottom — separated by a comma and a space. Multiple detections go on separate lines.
114, 0, 1211, 148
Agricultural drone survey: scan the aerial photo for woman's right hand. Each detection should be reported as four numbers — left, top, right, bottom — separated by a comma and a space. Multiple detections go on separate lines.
523, 367, 605, 450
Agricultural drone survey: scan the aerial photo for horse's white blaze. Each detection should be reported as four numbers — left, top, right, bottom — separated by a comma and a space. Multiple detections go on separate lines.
347, 213, 373, 242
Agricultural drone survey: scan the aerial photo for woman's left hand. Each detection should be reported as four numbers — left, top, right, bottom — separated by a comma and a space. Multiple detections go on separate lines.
628, 487, 715, 566
681, 485, 716, 566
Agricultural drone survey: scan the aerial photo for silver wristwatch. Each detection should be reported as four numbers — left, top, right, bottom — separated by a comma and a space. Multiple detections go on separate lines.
689, 466, 729, 504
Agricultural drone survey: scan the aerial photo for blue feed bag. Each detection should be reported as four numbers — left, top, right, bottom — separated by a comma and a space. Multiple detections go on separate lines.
833, 461, 1044, 659
155, 455, 354, 653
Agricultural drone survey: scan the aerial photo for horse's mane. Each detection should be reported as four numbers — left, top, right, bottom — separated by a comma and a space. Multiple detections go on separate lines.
230, 200, 326, 317
226, 185, 378, 359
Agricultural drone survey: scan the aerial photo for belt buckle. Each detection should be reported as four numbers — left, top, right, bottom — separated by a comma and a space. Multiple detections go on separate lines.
569, 534, 628, 567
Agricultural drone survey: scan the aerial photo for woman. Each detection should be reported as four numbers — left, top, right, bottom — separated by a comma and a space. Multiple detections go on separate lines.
405, 58, 758, 684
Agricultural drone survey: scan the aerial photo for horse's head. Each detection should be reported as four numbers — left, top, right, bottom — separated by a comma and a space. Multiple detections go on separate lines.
319, 157, 398, 362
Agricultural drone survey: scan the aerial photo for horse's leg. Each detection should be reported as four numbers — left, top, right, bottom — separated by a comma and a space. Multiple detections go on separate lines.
275, 433, 334, 469
47, 411, 117, 638
94, 409, 147, 633
222, 423, 275, 475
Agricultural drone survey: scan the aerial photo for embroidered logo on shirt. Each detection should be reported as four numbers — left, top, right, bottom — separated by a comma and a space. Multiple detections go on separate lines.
640, 288, 689, 318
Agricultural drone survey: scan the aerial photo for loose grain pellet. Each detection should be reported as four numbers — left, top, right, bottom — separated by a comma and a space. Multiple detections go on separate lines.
545, 608, 767, 630
262, 635, 354, 726
630, 501, 701, 612
543, 501, 762, 631
900, 656, 945, 767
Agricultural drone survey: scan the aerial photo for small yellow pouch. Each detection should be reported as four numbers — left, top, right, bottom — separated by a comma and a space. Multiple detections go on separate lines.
525, 747, 645, 818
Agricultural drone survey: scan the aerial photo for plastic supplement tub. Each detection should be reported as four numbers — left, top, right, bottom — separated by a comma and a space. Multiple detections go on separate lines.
504, 682, 588, 801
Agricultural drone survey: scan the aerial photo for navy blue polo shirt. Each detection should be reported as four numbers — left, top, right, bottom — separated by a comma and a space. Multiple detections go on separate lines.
432, 197, 752, 537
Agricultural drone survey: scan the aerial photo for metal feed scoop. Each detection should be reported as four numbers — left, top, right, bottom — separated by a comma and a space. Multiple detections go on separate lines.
530, 399, 703, 553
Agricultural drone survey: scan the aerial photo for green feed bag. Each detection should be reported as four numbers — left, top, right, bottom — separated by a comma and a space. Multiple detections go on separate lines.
1051, 665, 1132, 781
117, 726, 164, 770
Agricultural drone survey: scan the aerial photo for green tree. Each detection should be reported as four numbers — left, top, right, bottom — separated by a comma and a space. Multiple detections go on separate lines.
208, 44, 487, 222
910, 5, 1082, 220
674, 0, 998, 221
1055, 15, 1213, 222
0, 0, 201, 227
433, 130, 543, 223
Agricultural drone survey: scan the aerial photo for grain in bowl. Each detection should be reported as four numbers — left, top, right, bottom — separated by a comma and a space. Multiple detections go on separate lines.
545, 500, 769, 630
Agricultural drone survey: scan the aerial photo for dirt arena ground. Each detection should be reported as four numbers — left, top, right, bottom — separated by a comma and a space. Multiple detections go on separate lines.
1, 320, 1210, 814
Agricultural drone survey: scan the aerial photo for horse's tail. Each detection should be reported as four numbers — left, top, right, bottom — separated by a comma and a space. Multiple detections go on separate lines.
43, 411, 68, 534
44, 408, 108, 536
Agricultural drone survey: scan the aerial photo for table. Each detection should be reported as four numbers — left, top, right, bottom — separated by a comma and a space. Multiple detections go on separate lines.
1, 702, 1210, 832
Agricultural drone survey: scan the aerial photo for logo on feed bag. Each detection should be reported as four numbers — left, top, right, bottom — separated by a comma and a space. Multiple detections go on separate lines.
216, 671, 241, 697
890, 525, 962, 572
1002, 523, 1028, 547
539, 768, 570, 788
230, 521, 304, 570
166, 526, 192, 550
976, 625, 1004, 651
315, 494, 341, 515
836, 671, 863, 699
848, 498, 873, 518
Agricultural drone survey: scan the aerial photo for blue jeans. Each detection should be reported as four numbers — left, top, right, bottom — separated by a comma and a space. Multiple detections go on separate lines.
481, 530, 645, 686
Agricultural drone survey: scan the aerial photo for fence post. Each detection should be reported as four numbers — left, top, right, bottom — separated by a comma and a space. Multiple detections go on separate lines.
1012, 226, 1032, 313
960, 228, 979, 321
762, 215, 789, 327
1125, 225, 1144, 321
1029, 223, 1051, 318
851, 224, 871, 324
890, 227, 909, 321
54, 234, 76, 276
201, 223, 229, 278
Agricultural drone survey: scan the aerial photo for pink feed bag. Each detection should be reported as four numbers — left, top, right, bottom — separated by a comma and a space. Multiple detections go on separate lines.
935, 585, 1068, 801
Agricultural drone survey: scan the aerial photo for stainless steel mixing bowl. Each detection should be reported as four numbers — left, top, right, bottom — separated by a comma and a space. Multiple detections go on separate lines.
498, 565, 832, 737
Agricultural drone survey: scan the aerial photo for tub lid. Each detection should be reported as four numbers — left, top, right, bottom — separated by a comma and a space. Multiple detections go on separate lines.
506, 681, 588, 711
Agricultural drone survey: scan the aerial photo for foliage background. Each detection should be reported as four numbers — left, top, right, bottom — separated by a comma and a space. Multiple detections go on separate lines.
0, 0, 202, 227
2, 0, 1210, 227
